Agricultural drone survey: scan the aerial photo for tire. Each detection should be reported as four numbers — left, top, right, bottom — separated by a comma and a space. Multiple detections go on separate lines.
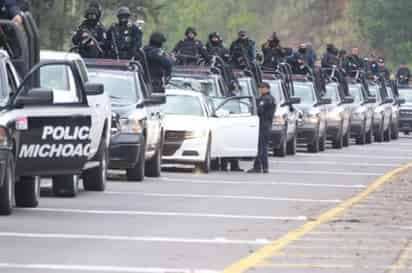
83, 138, 108, 191
0, 156, 14, 215
15, 176, 40, 208
286, 134, 297, 155
308, 129, 320, 153
198, 139, 211, 173
405, 131, 410, 135
319, 133, 326, 152
375, 119, 384, 142
356, 120, 367, 145
211, 159, 220, 171
126, 137, 146, 182
343, 129, 350, 147
274, 130, 287, 157
391, 123, 399, 140
332, 124, 344, 149
384, 123, 391, 142
52, 175, 79, 198
366, 127, 373, 144
145, 145, 162, 178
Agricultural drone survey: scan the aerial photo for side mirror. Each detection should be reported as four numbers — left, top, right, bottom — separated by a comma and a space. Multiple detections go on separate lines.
144, 94, 166, 106
288, 96, 301, 105
383, 97, 394, 104
319, 98, 332, 105
215, 109, 230, 118
15, 88, 54, 106
85, 83, 104, 96
367, 97, 377, 104
343, 96, 354, 104
397, 98, 406, 105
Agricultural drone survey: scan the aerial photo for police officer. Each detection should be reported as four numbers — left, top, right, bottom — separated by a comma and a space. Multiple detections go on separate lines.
287, 49, 311, 75
206, 32, 230, 63
345, 47, 364, 76
107, 6, 143, 60
261, 32, 285, 70
248, 82, 276, 174
173, 27, 208, 65
144, 32, 173, 94
377, 57, 390, 80
396, 64, 411, 85
72, 4, 106, 59
230, 30, 256, 69
321, 44, 339, 69
0, 0, 22, 24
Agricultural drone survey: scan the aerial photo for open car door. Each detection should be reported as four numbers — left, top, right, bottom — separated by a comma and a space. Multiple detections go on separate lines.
10, 61, 92, 176
210, 96, 258, 158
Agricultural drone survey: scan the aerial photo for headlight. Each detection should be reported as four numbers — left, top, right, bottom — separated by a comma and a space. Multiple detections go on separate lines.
119, 118, 144, 134
273, 115, 286, 126
0, 127, 8, 146
184, 130, 208, 139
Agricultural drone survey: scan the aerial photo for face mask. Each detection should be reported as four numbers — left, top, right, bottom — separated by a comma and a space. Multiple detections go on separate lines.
119, 16, 129, 25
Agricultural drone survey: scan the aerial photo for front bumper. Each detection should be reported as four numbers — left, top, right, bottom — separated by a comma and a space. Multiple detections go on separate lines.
350, 118, 363, 135
297, 123, 317, 144
162, 137, 207, 165
326, 120, 342, 140
109, 133, 144, 169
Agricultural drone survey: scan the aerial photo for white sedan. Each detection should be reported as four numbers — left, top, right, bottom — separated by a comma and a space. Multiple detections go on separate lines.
162, 89, 259, 172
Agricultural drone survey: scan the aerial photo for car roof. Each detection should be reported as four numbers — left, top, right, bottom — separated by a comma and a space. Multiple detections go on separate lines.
40, 50, 82, 61
166, 88, 204, 99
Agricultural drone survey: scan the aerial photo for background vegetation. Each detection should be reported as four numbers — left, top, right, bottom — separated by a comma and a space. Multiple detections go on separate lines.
23, 0, 412, 68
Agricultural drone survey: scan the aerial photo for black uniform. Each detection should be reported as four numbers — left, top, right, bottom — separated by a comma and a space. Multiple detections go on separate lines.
206, 33, 230, 63
107, 23, 142, 60
253, 92, 276, 172
230, 38, 256, 69
144, 32, 173, 94
261, 41, 285, 70
173, 38, 208, 65
0, 0, 19, 19
321, 45, 339, 69
345, 54, 364, 76
72, 13, 106, 59
396, 67, 411, 84
287, 52, 311, 75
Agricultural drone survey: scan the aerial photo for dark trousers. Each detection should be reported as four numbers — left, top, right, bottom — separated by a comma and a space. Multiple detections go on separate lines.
254, 126, 270, 171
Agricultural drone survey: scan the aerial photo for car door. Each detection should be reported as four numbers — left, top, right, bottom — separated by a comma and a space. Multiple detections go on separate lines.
210, 96, 258, 158
11, 62, 92, 176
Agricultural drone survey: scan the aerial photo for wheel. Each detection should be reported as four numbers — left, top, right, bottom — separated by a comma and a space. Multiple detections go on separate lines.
308, 130, 320, 153
274, 131, 287, 157
405, 131, 410, 135
126, 137, 146, 182
0, 156, 14, 215
198, 139, 211, 173
343, 129, 350, 147
366, 128, 373, 144
145, 145, 162, 178
356, 120, 367, 145
83, 138, 108, 191
391, 123, 399, 140
211, 159, 220, 171
52, 175, 79, 197
375, 120, 384, 142
384, 123, 391, 142
286, 134, 297, 155
15, 176, 40, 208
332, 124, 344, 149
319, 133, 326, 152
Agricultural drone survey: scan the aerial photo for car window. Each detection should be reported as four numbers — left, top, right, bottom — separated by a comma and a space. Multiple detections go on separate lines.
165, 95, 204, 116
39, 65, 80, 103
324, 85, 340, 103
293, 82, 316, 104
76, 60, 89, 83
398, 89, 412, 103
89, 70, 140, 104
368, 86, 382, 103
266, 80, 284, 104
238, 78, 258, 97
348, 86, 363, 104
170, 77, 219, 97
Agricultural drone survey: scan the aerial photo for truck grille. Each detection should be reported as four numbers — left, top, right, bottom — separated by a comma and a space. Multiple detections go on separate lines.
165, 131, 186, 142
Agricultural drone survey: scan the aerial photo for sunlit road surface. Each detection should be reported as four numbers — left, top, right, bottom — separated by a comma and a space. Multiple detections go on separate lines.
0, 135, 412, 273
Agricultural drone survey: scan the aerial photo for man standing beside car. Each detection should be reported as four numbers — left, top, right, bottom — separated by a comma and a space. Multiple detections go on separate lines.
248, 82, 276, 174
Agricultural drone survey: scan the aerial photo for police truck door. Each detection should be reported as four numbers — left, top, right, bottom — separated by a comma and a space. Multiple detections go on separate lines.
11, 62, 92, 176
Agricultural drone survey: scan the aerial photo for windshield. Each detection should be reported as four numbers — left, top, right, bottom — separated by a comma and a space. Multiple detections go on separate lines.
165, 95, 204, 116
398, 88, 412, 103
265, 80, 284, 103
238, 78, 258, 97
293, 82, 316, 104
348, 86, 363, 104
324, 84, 340, 103
369, 85, 381, 103
170, 77, 219, 97
89, 70, 139, 103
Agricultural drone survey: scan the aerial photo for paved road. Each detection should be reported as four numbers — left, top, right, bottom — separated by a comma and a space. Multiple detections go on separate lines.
1, 136, 412, 273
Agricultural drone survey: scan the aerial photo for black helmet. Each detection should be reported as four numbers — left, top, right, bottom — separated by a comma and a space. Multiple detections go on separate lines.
185, 27, 197, 36
84, 6, 99, 20
117, 6, 131, 18
209, 32, 221, 41
88, 0, 102, 18
150, 32, 167, 47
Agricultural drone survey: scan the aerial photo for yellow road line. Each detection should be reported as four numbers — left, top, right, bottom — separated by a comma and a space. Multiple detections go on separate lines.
387, 239, 412, 273
221, 161, 412, 273
258, 262, 409, 270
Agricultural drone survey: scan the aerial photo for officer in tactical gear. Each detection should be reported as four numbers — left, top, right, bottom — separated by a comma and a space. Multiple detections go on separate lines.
321, 44, 339, 69
173, 27, 209, 65
287, 49, 311, 75
0, 0, 22, 24
396, 64, 411, 85
377, 57, 390, 80
72, 4, 106, 59
230, 30, 256, 69
144, 32, 173, 94
344, 47, 364, 77
261, 32, 285, 70
107, 6, 143, 60
247, 82, 276, 174
304, 42, 317, 69
206, 32, 230, 62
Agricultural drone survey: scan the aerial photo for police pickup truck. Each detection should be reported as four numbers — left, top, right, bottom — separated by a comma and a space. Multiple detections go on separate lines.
0, 15, 110, 215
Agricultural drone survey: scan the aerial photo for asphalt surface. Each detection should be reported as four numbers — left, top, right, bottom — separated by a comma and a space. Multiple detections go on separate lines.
1, 135, 412, 273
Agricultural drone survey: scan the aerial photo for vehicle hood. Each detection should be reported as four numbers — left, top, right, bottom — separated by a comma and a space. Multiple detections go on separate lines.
112, 103, 145, 120
164, 115, 209, 131
294, 104, 315, 113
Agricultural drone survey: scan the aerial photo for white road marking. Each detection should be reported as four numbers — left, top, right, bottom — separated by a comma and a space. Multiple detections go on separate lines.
0, 232, 270, 245
296, 153, 411, 160
20, 208, 307, 221
271, 160, 398, 167
159, 177, 366, 189
268, 169, 383, 176
0, 263, 219, 273
104, 192, 342, 203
